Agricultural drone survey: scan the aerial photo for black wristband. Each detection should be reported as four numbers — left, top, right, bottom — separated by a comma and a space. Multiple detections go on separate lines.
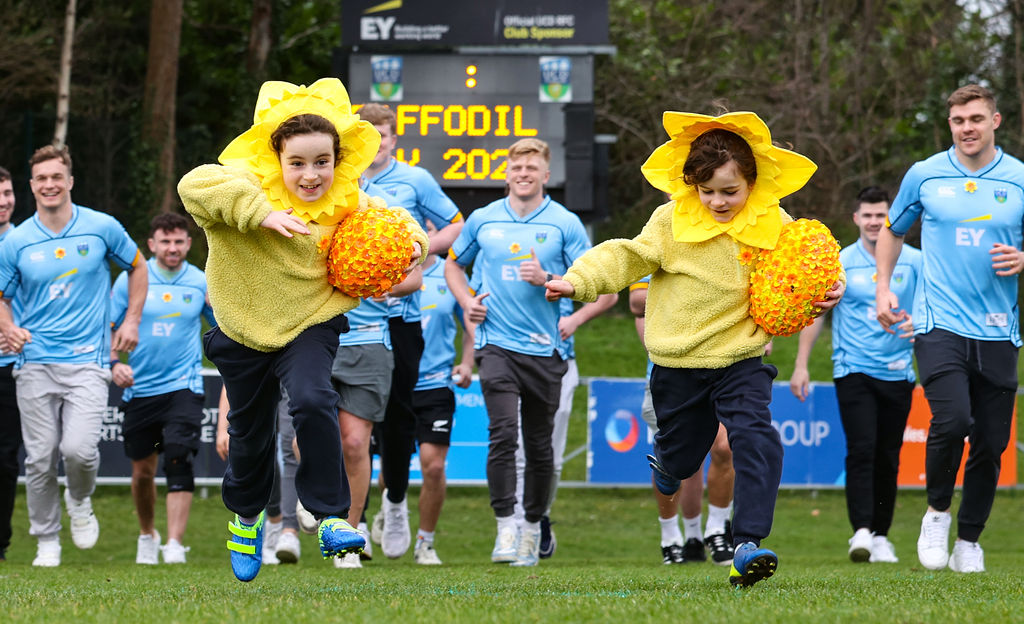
546, 272, 554, 282
110, 359, 120, 367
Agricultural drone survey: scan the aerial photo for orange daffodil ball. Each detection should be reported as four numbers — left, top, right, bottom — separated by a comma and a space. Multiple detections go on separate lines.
746, 219, 842, 337
325, 195, 414, 298
641, 112, 818, 250
217, 78, 380, 226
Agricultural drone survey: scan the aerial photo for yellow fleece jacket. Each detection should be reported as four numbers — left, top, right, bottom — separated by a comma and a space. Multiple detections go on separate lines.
178, 164, 428, 352
566, 202, 794, 369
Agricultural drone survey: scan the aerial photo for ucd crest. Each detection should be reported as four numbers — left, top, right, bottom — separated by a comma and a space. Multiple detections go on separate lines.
995, 188, 1008, 203
535, 231, 548, 244
77, 243, 89, 256
437, 285, 447, 295
183, 293, 192, 304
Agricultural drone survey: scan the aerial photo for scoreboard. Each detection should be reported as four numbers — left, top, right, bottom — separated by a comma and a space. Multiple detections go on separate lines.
347, 54, 594, 190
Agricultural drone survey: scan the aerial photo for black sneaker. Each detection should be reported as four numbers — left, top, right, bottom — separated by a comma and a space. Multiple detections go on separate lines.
539, 515, 556, 559
662, 543, 685, 564
682, 537, 706, 562
707, 519, 735, 566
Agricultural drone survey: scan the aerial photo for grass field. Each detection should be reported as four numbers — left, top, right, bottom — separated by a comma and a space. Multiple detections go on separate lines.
6, 313, 1024, 622
3, 486, 1023, 623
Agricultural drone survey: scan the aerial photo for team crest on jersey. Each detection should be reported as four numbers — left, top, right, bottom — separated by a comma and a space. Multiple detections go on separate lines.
437, 284, 448, 295
183, 293, 192, 304
54, 247, 66, 259
77, 243, 89, 256
162, 292, 172, 302
995, 188, 1008, 203
535, 231, 548, 244
893, 271, 904, 284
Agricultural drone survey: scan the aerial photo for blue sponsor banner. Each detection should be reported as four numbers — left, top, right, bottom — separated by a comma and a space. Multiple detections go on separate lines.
587, 378, 848, 487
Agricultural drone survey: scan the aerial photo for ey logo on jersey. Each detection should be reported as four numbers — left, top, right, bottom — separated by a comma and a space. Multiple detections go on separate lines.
48, 268, 77, 301
955, 215, 990, 247
153, 312, 180, 337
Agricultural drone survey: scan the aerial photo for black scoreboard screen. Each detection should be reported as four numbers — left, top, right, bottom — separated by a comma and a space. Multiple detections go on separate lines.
348, 54, 593, 189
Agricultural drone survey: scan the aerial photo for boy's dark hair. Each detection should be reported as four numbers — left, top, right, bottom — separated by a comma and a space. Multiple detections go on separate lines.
855, 186, 890, 211
0, 166, 10, 183
682, 129, 756, 187
30, 145, 72, 176
149, 212, 192, 238
270, 114, 342, 166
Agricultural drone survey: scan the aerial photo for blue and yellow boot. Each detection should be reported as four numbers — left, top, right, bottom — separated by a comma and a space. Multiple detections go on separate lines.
318, 516, 366, 559
729, 541, 778, 587
226, 511, 265, 582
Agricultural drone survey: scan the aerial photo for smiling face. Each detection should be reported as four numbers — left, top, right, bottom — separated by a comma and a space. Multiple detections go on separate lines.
949, 98, 1001, 164
278, 132, 336, 203
505, 153, 550, 204
29, 158, 73, 212
852, 200, 888, 246
0, 178, 14, 227
696, 160, 753, 223
148, 227, 192, 272
372, 123, 397, 169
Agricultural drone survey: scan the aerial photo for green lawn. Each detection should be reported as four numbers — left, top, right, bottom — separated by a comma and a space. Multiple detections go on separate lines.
3, 486, 1023, 623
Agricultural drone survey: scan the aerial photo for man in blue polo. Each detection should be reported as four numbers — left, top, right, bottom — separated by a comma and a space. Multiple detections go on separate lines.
446, 138, 590, 567
110, 212, 215, 565
0, 145, 146, 567
358, 103, 464, 559
876, 84, 1024, 574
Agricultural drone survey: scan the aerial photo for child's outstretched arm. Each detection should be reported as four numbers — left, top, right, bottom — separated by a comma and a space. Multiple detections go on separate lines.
178, 164, 275, 232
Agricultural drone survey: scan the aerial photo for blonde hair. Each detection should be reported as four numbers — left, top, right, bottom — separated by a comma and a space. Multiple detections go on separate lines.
507, 138, 550, 164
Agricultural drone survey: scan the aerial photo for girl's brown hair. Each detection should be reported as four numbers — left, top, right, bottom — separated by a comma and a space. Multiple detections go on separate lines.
682, 129, 756, 187
270, 114, 343, 166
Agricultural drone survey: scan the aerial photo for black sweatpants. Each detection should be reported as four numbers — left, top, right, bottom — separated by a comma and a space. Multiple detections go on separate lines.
204, 315, 351, 520
650, 357, 782, 547
914, 328, 1017, 542
380, 318, 423, 504
834, 373, 913, 536
0, 364, 21, 553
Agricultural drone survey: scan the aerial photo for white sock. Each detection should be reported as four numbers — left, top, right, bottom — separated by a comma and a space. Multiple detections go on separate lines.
682, 514, 702, 541
166, 538, 182, 547
659, 515, 683, 547
705, 502, 732, 537
496, 515, 517, 533
417, 529, 435, 544
522, 520, 541, 535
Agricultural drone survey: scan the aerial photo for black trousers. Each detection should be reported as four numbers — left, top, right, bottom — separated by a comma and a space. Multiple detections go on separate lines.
650, 358, 782, 547
380, 318, 424, 503
834, 373, 913, 536
0, 364, 21, 553
204, 315, 351, 519
914, 329, 1017, 542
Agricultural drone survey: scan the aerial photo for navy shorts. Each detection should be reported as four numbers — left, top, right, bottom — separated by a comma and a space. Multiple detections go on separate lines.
412, 387, 454, 446
122, 389, 204, 460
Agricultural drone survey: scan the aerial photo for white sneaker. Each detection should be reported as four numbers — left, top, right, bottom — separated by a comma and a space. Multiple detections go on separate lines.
136, 530, 161, 565
491, 525, 518, 563
275, 530, 301, 563
948, 540, 985, 573
358, 522, 373, 560
64, 488, 100, 549
161, 539, 189, 564
371, 511, 384, 545
296, 500, 318, 535
848, 528, 872, 563
334, 551, 362, 568
869, 535, 899, 563
33, 538, 61, 567
510, 528, 541, 567
262, 519, 283, 565
917, 510, 951, 570
381, 495, 411, 559
414, 539, 443, 565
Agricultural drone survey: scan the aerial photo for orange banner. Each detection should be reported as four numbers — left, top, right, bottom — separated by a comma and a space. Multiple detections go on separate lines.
897, 386, 1017, 486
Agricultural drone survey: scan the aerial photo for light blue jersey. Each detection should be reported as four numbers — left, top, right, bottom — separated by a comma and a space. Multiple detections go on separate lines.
889, 146, 1024, 345
111, 258, 215, 400
338, 296, 391, 349
832, 240, 922, 382
368, 159, 462, 323
451, 196, 590, 358
559, 298, 576, 360
0, 228, 20, 367
416, 257, 462, 391
0, 204, 139, 367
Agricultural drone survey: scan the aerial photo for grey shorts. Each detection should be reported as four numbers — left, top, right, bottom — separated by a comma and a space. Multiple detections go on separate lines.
331, 343, 393, 422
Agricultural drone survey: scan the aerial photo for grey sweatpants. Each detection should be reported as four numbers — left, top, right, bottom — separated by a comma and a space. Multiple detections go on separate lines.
15, 363, 110, 540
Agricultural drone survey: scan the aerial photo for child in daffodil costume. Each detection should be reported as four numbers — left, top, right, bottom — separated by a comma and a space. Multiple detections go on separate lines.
546, 112, 845, 587
177, 79, 428, 582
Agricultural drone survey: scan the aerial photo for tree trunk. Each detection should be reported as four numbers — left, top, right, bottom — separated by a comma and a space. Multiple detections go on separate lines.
142, 0, 184, 214
53, 0, 76, 149
247, 0, 273, 77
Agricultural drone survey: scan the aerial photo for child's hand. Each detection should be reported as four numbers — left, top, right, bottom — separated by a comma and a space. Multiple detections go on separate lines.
261, 208, 310, 237
404, 242, 423, 273
545, 279, 575, 301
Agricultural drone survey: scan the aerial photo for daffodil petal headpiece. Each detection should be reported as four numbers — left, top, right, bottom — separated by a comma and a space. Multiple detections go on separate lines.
641, 111, 817, 249
219, 78, 380, 225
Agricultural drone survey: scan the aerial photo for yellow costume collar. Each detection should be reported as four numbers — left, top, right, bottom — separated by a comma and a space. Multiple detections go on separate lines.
640, 112, 816, 249
218, 78, 380, 225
